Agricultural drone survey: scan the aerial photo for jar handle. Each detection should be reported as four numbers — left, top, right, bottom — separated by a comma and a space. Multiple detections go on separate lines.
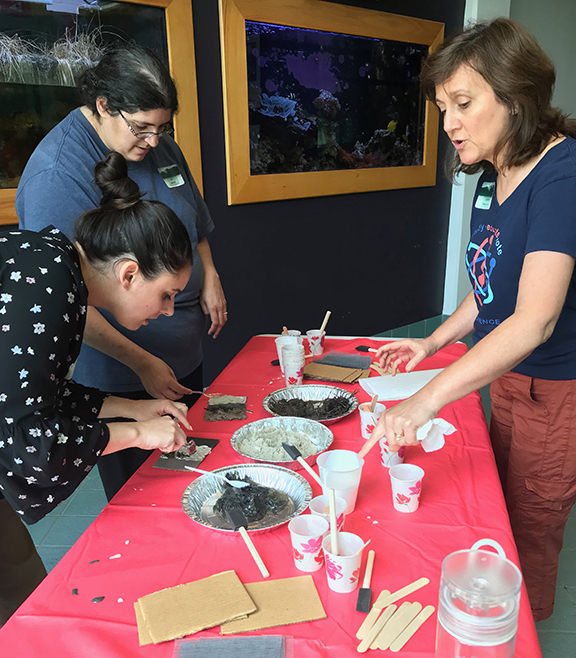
470, 538, 506, 557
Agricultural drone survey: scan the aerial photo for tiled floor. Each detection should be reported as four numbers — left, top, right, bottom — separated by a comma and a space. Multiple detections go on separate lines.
26, 324, 576, 655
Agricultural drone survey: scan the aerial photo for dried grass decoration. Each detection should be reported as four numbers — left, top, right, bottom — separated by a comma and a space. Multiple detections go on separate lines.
0, 33, 103, 87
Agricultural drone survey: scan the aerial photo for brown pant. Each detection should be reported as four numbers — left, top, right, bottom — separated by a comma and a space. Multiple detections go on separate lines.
0, 498, 47, 627
490, 371, 576, 621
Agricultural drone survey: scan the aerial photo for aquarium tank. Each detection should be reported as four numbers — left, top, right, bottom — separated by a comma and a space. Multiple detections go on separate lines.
0, 0, 168, 190
246, 21, 428, 175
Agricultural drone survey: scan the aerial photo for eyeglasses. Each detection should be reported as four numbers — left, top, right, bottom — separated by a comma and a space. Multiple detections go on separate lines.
118, 110, 174, 140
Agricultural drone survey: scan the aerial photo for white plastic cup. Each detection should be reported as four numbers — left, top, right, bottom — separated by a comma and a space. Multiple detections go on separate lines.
379, 438, 406, 468
306, 329, 326, 356
275, 335, 303, 373
389, 463, 424, 513
286, 330, 301, 337
282, 343, 305, 387
309, 495, 347, 536
359, 402, 386, 440
322, 532, 365, 593
316, 450, 364, 514
288, 515, 329, 572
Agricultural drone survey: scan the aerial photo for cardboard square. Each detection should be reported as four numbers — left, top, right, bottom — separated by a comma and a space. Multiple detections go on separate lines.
152, 438, 219, 471
304, 362, 370, 384
134, 600, 154, 646
136, 570, 256, 645
219, 575, 326, 634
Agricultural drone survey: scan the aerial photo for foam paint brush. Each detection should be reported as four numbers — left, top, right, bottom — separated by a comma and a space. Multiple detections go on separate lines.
356, 549, 375, 612
282, 442, 323, 486
355, 345, 378, 353
224, 506, 270, 578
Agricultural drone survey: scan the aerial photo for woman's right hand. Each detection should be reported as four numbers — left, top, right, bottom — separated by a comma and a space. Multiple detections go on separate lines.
105, 416, 188, 454
375, 336, 439, 375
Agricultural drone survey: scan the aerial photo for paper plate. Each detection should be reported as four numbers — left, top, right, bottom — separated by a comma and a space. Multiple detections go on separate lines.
181, 463, 312, 534
263, 384, 358, 425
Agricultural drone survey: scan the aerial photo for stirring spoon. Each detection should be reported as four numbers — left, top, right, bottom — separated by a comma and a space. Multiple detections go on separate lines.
184, 465, 250, 488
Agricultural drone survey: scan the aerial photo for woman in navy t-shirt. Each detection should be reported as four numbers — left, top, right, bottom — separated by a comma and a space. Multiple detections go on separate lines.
361, 18, 576, 621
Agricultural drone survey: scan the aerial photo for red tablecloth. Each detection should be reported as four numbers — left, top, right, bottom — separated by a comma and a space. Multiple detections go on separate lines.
0, 336, 542, 657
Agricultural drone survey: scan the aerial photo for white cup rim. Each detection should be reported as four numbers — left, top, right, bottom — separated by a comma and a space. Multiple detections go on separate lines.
389, 463, 424, 482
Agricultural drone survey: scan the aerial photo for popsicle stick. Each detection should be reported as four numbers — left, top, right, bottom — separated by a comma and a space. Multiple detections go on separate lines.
362, 550, 375, 588
376, 602, 423, 650
357, 604, 397, 652
369, 395, 378, 412
282, 326, 289, 335
328, 488, 339, 556
238, 526, 270, 578
319, 310, 331, 335
294, 457, 323, 486
356, 590, 390, 639
373, 577, 430, 609
389, 605, 436, 652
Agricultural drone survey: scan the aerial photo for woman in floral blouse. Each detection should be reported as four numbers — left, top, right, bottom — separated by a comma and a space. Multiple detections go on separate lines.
0, 151, 192, 625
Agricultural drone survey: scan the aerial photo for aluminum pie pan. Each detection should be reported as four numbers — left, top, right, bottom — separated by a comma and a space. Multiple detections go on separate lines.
263, 384, 359, 425
181, 463, 312, 534
230, 416, 333, 470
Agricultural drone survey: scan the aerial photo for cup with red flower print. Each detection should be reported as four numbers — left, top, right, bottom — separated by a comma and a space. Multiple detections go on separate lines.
389, 464, 424, 513
309, 494, 347, 537
288, 515, 329, 572
282, 343, 305, 387
322, 532, 365, 593
306, 329, 326, 356
359, 402, 386, 440
379, 437, 406, 468
275, 335, 303, 373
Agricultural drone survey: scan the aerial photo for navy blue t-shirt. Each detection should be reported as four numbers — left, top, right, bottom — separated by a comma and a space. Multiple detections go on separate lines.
16, 109, 214, 392
467, 137, 576, 380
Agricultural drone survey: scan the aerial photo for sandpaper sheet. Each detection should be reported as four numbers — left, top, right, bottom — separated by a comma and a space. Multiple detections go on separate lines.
219, 575, 326, 634
135, 570, 256, 645
304, 362, 370, 384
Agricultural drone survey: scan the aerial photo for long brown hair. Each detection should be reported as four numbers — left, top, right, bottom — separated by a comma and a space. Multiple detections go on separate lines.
420, 18, 576, 179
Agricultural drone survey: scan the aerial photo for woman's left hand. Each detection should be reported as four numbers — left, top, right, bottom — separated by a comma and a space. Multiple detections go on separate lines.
358, 393, 437, 458
126, 399, 192, 430
200, 270, 227, 338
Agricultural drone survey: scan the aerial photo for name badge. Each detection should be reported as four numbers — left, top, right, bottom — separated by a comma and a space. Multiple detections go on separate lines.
158, 165, 185, 188
475, 181, 495, 210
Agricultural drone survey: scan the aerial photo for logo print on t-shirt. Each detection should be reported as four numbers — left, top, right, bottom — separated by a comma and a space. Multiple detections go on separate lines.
466, 233, 496, 305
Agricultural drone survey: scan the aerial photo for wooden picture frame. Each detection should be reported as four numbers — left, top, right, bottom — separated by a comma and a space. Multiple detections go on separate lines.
0, 0, 202, 226
219, 0, 444, 205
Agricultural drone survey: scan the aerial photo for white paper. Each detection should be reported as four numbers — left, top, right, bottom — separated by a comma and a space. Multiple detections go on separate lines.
359, 368, 444, 401
416, 418, 457, 452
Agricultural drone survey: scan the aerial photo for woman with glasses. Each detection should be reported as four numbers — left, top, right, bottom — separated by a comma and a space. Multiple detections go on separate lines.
16, 45, 227, 500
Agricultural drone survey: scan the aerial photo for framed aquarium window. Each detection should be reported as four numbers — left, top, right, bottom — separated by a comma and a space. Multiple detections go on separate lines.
219, 0, 444, 204
0, 0, 202, 226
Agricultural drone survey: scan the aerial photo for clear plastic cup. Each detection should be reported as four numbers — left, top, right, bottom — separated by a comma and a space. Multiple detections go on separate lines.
288, 515, 329, 572
322, 532, 365, 593
317, 450, 364, 514
389, 463, 424, 513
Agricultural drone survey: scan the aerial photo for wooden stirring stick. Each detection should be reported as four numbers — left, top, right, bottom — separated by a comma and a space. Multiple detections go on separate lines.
328, 488, 339, 556
319, 310, 331, 335
356, 590, 390, 640
282, 326, 289, 335
369, 394, 378, 413
373, 577, 430, 609
224, 507, 270, 578
389, 605, 436, 652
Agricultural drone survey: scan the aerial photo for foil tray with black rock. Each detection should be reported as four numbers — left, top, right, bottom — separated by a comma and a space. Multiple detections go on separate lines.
181, 463, 312, 534
263, 384, 358, 425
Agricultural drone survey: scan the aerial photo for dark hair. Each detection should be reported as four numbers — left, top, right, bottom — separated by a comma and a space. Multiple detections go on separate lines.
77, 44, 178, 116
420, 18, 576, 179
75, 152, 192, 279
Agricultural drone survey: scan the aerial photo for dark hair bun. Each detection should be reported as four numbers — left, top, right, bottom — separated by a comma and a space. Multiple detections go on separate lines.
95, 151, 143, 210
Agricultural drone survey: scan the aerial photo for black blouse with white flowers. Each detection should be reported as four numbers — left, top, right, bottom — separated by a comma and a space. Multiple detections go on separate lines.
0, 227, 109, 524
